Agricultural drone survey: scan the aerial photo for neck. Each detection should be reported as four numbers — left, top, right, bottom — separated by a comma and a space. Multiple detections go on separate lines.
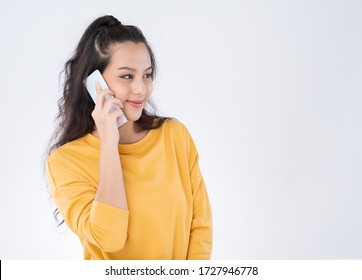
118, 121, 139, 144
92, 121, 148, 145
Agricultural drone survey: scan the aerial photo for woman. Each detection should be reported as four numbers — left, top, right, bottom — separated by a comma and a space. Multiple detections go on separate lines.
46, 15, 212, 260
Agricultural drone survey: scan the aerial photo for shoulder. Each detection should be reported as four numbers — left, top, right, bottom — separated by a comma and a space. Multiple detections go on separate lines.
160, 119, 189, 136
159, 119, 198, 152
157, 119, 194, 144
47, 134, 95, 164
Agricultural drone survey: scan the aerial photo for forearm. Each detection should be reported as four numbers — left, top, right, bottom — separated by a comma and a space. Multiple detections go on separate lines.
187, 174, 213, 259
94, 143, 128, 210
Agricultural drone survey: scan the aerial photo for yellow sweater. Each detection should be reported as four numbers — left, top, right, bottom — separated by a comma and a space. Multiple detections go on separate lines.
46, 120, 212, 259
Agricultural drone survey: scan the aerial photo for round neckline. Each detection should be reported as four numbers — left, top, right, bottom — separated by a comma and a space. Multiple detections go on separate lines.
85, 128, 156, 154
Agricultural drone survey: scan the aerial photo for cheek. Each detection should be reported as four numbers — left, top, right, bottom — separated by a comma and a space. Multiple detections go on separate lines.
103, 73, 123, 93
110, 84, 129, 100
146, 82, 153, 97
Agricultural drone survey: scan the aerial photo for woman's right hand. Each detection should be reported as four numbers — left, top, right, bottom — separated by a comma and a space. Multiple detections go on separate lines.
92, 82, 128, 211
91, 82, 124, 147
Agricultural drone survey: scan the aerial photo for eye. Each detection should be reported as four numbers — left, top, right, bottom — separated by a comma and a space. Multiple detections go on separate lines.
143, 73, 153, 79
120, 74, 133, 79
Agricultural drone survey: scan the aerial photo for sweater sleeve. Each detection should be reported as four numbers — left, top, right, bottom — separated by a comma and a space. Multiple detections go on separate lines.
46, 155, 129, 253
185, 128, 213, 260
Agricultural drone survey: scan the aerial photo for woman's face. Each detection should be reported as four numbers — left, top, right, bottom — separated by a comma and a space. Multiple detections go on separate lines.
102, 42, 153, 122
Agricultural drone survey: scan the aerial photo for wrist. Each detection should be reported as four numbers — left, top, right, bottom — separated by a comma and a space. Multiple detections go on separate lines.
100, 140, 119, 153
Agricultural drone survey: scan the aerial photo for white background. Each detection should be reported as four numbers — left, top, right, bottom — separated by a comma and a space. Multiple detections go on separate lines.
0, 0, 361, 259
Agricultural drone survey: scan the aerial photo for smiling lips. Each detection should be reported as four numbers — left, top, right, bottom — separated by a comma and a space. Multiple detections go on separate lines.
127, 100, 143, 108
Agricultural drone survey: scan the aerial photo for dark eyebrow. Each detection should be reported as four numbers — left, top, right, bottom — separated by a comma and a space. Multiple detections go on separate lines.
117, 66, 153, 72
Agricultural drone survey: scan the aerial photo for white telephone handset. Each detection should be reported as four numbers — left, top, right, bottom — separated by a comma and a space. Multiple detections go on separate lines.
84, 69, 128, 127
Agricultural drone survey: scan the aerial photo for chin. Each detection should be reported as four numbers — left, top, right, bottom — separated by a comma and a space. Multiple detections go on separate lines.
124, 112, 143, 122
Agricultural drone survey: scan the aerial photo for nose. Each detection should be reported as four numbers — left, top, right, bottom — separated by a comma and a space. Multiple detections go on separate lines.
131, 76, 147, 96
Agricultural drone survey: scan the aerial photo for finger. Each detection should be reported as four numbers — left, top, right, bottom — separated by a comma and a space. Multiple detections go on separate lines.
103, 96, 124, 113
95, 82, 104, 107
116, 98, 124, 109
111, 106, 125, 120
94, 83, 115, 108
